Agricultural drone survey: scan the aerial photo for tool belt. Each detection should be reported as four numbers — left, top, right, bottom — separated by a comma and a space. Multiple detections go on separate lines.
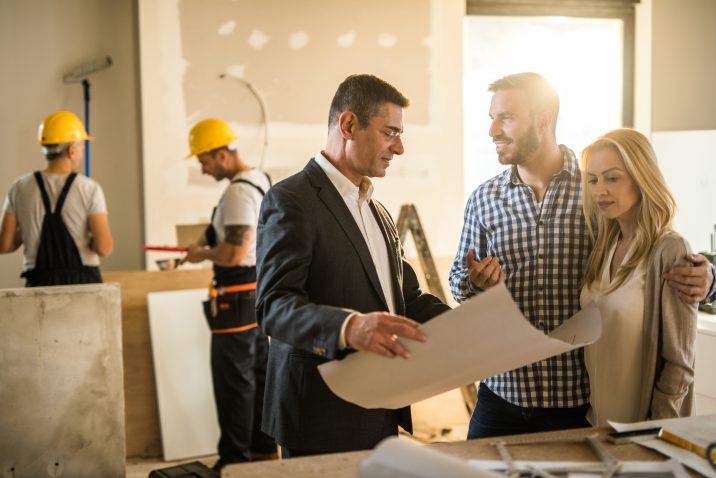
202, 282, 258, 334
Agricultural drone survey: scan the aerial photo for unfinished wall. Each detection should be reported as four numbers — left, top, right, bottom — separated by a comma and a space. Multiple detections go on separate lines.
0, 0, 144, 289
139, 0, 465, 262
0, 284, 125, 477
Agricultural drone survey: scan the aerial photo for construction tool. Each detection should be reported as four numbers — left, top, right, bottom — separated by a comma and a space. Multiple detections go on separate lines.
490, 433, 623, 477
62, 56, 113, 177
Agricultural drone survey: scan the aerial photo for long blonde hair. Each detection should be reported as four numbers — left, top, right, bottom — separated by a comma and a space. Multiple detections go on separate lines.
581, 128, 676, 291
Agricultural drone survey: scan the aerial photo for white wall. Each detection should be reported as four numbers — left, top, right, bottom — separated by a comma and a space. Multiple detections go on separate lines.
653, 131, 716, 253
138, 0, 465, 265
0, 0, 144, 288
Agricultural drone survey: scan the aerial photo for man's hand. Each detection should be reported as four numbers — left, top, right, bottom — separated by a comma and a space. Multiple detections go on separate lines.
182, 243, 207, 264
663, 253, 715, 304
345, 312, 427, 359
467, 249, 504, 290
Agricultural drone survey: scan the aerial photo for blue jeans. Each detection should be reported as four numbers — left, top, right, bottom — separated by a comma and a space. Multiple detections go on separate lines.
467, 383, 590, 439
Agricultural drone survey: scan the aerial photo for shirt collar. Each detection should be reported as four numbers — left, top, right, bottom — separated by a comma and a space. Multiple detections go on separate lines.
314, 152, 374, 202
503, 145, 578, 187
230, 169, 252, 182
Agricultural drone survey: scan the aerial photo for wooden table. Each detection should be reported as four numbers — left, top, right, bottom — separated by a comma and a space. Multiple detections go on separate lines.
224, 427, 669, 477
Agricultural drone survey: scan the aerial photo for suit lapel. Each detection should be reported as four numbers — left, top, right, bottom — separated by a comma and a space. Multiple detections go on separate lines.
305, 159, 389, 310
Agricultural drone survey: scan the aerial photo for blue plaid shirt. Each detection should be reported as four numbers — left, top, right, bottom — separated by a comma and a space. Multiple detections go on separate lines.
449, 146, 591, 408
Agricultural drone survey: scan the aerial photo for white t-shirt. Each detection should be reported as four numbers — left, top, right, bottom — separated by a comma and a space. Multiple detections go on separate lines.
2, 171, 108, 271
580, 241, 645, 426
212, 168, 270, 267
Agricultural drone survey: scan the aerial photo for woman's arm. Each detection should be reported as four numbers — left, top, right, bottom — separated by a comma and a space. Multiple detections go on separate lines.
650, 238, 698, 419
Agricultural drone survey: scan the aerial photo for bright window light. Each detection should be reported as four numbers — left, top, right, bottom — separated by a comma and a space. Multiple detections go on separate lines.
463, 16, 624, 197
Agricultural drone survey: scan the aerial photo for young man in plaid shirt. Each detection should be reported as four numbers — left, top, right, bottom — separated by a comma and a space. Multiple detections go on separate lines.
449, 72, 716, 439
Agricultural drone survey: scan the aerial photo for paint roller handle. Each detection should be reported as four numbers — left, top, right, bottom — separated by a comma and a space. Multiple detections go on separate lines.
83, 79, 90, 102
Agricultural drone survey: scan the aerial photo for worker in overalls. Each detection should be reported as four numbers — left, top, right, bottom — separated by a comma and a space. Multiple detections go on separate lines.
183, 118, 276, 471
0, 111, 113, 286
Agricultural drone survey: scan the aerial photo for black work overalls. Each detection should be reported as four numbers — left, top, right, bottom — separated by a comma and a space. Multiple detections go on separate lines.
203, 175, 276, 464
21, 171, 102, 287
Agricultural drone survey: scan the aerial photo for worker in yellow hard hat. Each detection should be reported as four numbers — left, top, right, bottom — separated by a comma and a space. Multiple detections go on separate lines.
0, 111, 113, 286
183, 118, 275, 469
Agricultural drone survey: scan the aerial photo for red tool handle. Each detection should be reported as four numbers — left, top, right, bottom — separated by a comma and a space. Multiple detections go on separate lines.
142, 245, 189, 252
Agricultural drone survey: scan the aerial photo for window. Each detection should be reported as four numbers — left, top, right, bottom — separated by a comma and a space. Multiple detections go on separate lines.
463, 0, 639, 194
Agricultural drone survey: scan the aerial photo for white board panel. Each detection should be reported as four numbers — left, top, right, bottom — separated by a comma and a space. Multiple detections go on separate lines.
652, 130, 716, 252
147, 289, 219, 461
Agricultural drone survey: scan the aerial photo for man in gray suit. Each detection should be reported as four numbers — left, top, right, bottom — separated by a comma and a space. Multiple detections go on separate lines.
256, 74, 450, 458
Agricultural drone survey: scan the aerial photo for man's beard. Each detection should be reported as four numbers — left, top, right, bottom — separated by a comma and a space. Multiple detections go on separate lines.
497, 126, 539, 165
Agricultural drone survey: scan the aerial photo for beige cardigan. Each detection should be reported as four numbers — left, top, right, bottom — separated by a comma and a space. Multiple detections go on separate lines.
638, 231, 698, 420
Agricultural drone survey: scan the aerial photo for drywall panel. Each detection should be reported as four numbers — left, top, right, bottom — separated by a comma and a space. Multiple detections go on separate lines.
139, 0, 465, 265
178, 0, 429, 125
652, 130, 716, 253
0, 284, 125, 477
147, 289, 219, 461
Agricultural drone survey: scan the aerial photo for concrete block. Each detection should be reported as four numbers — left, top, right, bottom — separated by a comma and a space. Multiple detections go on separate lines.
0, 284, 125, 477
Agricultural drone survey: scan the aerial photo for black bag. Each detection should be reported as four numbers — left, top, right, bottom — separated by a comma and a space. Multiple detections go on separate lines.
148, 461, 218, 478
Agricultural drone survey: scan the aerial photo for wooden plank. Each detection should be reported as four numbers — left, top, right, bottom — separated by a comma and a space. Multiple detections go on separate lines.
104, 269, 213, 458
223, 428, 667, 478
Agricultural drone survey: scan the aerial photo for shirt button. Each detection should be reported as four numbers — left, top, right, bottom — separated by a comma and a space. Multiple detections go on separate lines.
537, 320, 545, 328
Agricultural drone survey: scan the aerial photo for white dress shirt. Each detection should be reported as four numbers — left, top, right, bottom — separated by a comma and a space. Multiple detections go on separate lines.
314, 152, 396, 349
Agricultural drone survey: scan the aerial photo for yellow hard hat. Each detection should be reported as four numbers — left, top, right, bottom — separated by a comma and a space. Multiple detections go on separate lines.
37, 111, 93, 145
186, 118, 238, 158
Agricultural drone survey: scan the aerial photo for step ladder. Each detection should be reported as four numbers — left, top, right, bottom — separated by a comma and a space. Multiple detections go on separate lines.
395, 204, 478, 415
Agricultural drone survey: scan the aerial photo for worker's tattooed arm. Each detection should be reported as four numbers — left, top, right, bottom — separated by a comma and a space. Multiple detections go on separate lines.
184, 225, 252, 266
224, 225, 250, 246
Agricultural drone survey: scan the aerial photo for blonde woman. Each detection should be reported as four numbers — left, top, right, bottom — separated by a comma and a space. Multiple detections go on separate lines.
580, 128, 697, 426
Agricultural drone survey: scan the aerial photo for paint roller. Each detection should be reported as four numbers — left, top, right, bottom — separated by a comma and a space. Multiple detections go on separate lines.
63, 56, 113, 176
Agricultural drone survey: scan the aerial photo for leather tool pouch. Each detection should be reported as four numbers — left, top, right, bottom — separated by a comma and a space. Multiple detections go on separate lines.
202, 290, 256, 332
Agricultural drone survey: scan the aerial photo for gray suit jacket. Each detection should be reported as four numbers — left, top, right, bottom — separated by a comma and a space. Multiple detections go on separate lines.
256, 158, 450, 452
